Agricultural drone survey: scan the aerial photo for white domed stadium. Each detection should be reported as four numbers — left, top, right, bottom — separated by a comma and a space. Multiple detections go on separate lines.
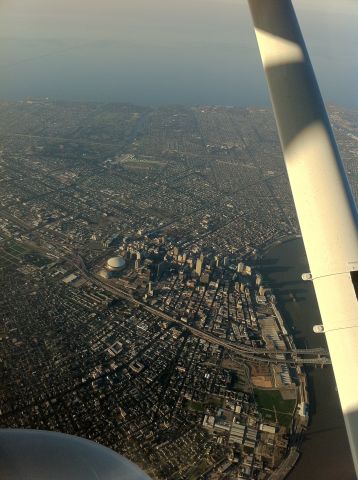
106, 256, 126, 271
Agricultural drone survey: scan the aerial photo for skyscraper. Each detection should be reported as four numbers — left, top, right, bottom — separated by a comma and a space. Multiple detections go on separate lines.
195, 258, 203, 277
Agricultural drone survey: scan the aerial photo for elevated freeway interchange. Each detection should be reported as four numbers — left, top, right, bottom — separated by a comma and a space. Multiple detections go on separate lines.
72, 253, 331, 367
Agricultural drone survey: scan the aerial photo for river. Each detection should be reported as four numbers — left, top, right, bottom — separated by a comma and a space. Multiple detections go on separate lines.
258, 237, 355, 479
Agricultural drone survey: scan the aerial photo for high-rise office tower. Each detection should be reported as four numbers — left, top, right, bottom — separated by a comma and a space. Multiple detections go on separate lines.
195, 258, 203, 277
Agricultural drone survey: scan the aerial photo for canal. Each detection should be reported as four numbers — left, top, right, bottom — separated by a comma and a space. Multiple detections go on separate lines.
258, 237, 355, 479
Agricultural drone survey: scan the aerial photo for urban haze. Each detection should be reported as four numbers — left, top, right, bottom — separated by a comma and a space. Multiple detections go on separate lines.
0, 99, 357, 478
1, 0, 358, 478
0, 0, 357, 106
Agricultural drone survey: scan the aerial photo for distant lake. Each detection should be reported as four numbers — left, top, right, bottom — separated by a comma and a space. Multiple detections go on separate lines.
0, 37, 270, 107
0, 0, 357, 107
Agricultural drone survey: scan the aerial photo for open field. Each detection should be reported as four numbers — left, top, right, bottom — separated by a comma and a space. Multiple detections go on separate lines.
254, 389, 296, 428
0, 241, 29, 270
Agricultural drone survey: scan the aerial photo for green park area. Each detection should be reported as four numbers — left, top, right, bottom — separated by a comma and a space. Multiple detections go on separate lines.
187, 400, 206, 413
254, 389, 296, 428
0, 241, 49, 271
0, 241, 29, 270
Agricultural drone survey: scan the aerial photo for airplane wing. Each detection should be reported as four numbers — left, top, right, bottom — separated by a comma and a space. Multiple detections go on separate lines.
247, 0, 358, 476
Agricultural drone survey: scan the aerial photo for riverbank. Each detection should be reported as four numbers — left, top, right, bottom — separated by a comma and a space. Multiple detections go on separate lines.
256, 238, 355, 479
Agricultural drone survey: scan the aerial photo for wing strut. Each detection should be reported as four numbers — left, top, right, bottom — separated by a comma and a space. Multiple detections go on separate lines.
247, 0, 358, 475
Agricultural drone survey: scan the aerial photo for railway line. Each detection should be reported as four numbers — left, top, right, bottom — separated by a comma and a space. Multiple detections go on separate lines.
74, 256, 331, 367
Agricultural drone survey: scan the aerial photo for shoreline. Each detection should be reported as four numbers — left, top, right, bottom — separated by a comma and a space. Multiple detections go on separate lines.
255, 237, 355, 479
254, 234, 302, 260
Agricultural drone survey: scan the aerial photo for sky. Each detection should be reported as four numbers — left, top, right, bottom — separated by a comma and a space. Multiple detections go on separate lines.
0, 0, 357, 107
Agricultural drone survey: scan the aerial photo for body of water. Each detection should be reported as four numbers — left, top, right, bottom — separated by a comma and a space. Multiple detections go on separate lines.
0, 1, 357, 107
258, 238, 355, 479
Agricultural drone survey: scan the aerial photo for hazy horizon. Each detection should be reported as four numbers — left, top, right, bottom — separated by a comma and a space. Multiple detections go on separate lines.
0, 0, 357, 107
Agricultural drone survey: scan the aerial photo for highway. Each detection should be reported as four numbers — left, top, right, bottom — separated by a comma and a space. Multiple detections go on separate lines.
75, 257, 331, 367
